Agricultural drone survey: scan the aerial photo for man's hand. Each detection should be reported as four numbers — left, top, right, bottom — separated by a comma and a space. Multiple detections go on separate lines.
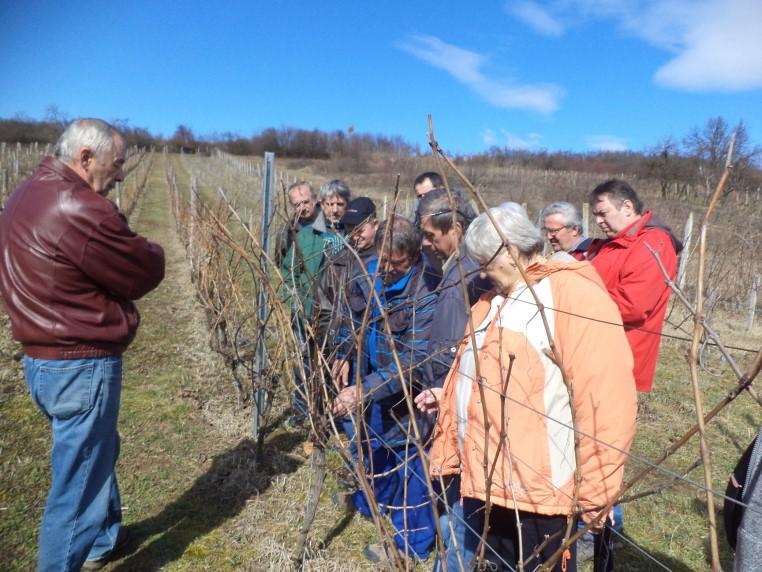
332, 385, 361, 417
414, 387, 443, 414
331, 359, 350, 389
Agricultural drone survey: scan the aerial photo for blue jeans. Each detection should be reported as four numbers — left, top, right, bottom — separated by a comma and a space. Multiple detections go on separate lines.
434, 477, 481, 571
434, 498, 483, 571
24, 356, 123, 572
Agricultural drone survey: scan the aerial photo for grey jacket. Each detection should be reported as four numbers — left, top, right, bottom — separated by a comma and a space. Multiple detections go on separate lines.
735, 427, 762, 571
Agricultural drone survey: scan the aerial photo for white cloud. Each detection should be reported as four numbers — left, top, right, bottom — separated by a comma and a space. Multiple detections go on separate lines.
650, 0, 762, 91
397, 35, 563, 114
586, 135, 628, 152
483, 128, 544, 149
508, 1, 565, 36
506, 0, 762, 92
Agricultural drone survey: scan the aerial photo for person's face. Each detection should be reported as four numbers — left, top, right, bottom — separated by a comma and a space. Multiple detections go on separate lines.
322, 195, 348, 224
479, 248, 521, 295
592, 194, 636, 237
542, 213, 581, 252
288, 186, 317, 221
414, 178, 436, 199
84, 138, 126, 195
347, 219, 378, 252
420, 217, 461, 260
378, 248, 416, 284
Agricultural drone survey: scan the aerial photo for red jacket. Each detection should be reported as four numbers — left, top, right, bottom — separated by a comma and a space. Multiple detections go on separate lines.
0, 157, 165, 359
589, 211, 681, 392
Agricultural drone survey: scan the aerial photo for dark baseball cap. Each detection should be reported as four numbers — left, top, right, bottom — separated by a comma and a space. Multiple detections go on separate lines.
341, 197, 376, 226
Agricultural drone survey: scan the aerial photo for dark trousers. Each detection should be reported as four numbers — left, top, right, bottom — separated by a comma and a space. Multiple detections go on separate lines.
480, 503, 576, 572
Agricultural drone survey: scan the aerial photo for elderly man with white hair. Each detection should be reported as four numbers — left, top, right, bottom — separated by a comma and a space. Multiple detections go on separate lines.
540, 201, 594, 260
0, 118, 165, 571
420, 203, 637, 572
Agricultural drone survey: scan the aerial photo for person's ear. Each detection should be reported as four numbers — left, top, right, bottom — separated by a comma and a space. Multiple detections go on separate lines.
79, 148, 94, 171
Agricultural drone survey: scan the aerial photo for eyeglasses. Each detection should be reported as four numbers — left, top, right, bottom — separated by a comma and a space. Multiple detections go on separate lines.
480, 244, 507, 271
542, 225, 570, 237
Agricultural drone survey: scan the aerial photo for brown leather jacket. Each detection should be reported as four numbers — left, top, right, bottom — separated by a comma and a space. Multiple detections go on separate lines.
0, 157, 165, 359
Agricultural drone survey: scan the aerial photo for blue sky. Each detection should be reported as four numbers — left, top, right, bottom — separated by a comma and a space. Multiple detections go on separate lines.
1, 1, 761, 154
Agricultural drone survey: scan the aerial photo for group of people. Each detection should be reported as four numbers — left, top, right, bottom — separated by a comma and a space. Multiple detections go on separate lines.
0, 116, 688, 571
278, 171, 683, 570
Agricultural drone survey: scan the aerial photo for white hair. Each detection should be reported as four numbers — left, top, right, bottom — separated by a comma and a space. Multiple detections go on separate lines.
539, 201, 582, 229
465, 202, 544, 264
54, 118, 123, 162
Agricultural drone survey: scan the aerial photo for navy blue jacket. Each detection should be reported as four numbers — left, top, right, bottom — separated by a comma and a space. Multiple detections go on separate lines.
425, 252, 491, 388
336, 256, 438, 445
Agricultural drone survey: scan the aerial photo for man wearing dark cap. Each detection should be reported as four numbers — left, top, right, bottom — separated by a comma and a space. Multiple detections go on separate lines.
315, 197, 379, 353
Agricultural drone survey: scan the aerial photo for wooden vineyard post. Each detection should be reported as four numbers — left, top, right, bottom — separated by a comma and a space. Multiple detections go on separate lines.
678, 212, 693, 289
189, 176, 197, 270
748, 276, 760, 332
1, 168, 5, 206
582, 202, 590, 238
254, 152, 275, 441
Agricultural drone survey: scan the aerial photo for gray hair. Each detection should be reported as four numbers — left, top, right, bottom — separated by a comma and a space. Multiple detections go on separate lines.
375, 216, 420, 257
465, 202, 544, 264
320, 179, 351, 202
54, 118, 123, 162
417, 187, 477, 233
540, 201, 582, 229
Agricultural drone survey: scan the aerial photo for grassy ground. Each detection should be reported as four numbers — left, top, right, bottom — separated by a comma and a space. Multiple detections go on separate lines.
2, 153, 761, 571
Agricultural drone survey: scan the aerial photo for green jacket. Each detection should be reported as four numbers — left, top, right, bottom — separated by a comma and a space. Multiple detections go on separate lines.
280, 211, 344, 318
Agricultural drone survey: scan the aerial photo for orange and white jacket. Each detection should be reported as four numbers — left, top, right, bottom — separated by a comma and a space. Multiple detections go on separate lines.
429, 260, 637, 523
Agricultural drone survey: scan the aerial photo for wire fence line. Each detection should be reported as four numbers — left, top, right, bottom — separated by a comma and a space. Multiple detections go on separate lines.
157, 130, 762, 571
0, 142, 150, 211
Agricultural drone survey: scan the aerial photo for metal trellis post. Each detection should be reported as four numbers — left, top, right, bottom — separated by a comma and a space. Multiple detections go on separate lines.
254, 152, 275, 438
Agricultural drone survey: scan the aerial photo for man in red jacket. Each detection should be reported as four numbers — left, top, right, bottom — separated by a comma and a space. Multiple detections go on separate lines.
0, 118, 165, 571
584, 180, 681, 569
588, 179, 682, 392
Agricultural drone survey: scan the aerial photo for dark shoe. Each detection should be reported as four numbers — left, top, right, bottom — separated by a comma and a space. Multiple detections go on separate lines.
331, 491, 356, 513
82, 528, 129, 570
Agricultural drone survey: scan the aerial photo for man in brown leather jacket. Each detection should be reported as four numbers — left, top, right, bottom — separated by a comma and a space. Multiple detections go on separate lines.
0, 118, 165, 571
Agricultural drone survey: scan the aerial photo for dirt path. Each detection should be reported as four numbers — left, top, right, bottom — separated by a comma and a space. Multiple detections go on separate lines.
111, 154, 376, 572
107, 154, 261, 570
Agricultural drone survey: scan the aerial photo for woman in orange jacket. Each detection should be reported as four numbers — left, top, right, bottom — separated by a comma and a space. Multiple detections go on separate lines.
417, 203, 637, 571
